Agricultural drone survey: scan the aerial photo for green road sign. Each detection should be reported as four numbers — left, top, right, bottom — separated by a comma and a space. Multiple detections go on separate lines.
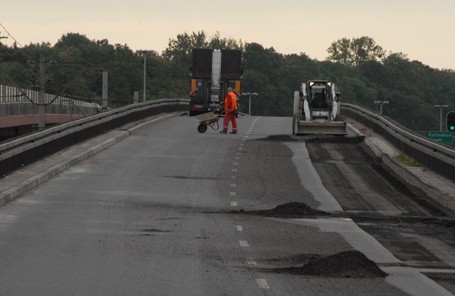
416, 131, 454, 144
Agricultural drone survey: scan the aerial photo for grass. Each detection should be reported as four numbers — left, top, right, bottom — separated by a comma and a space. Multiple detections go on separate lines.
395, 154, 422, 167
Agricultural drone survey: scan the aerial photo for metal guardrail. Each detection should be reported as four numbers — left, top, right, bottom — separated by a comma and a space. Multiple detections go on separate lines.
341, 103, 455, 182
0, 98, 188, 178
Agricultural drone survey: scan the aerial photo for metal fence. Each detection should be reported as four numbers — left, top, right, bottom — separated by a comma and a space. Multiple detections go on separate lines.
342, 103, 455, 182
0, 84, 98, 116
0, 84, 90, 105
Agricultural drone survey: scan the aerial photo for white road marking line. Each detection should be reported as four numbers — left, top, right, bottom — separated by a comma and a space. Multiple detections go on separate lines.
230, 192, 237, 197
246, 257, 257, 266
238, 147, 243, 151
256, 279, 270, 289
236, 225, 243, 232
235, 156, 240, 160
231, 175, 236, 179
230, 201, 238, 207
230, 183, 236, 187
233, 162, 239, 166
239, 240, 249, 247
232, 168, 238, 172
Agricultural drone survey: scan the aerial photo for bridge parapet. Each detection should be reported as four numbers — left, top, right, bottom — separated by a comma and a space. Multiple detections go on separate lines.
342, 103, 455, 182
0, 99, 188, 178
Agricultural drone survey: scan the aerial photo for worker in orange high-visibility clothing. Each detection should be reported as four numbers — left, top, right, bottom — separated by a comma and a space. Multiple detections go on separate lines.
220, 87, 239, 134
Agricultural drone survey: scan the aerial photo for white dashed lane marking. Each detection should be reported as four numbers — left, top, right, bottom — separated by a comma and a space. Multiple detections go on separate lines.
256, 279, 270, 289
246, 257, 257, 266
230, 201, 238, 207
239, 240, 249, 247
230, 192, 237, 197
236, 225, 243, 232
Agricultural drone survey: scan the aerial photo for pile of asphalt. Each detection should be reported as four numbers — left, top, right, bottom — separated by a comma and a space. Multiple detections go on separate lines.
444, 220, 455, 228
249, 202, 329, 218
273, 250, 386, 278
304, 135, 365, 144
259, 135, 297, 142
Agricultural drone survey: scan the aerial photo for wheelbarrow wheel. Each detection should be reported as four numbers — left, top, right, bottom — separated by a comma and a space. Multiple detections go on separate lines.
197, 123, 208, 133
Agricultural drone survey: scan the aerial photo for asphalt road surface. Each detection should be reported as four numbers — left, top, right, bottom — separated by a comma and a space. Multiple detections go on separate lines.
0, 114, 453, 295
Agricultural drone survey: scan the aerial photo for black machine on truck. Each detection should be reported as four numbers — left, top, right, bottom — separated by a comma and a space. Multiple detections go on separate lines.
189, 48, 242, 116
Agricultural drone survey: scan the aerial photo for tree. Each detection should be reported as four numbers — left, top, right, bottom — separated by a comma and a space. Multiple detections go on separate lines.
327, 36, 385, 66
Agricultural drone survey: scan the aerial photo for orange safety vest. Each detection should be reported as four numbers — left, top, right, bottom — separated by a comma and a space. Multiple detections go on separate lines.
224, 91, 238, 114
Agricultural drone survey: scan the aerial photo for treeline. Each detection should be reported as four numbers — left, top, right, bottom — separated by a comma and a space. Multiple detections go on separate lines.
1, 32, 454, 131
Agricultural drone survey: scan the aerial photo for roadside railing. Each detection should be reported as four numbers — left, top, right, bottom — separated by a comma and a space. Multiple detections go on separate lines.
0, 99, 188, 178
341, 103, 455, 182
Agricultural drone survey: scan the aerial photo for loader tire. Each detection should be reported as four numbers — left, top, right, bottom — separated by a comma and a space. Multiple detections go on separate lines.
292, 116, 298, 135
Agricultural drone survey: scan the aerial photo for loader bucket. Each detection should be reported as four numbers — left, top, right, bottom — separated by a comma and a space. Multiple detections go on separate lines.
294, 120, 347, 135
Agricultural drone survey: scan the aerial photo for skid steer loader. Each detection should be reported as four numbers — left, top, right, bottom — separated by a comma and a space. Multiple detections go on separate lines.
292, 80, 347, 135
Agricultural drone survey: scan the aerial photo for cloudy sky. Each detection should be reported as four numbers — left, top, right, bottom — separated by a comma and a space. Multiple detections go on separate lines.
1, 0, 454, 69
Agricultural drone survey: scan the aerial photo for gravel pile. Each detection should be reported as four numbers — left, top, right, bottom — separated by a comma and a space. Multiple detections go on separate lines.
253, 202, 328, 218
273, 250, 386, 278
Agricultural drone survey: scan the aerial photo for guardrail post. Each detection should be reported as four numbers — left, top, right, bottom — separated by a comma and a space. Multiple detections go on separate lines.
102, 71, 108, 109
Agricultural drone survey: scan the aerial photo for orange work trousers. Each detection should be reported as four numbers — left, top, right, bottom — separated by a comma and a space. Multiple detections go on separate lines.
222, 112, 238, 133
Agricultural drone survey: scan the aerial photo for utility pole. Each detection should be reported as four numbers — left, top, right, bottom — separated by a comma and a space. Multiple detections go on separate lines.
102, 71, 108, 109
434, 104, 449, 131
134, 91, 139, 104
38, 55, 46, 130
0, 31, 7, 41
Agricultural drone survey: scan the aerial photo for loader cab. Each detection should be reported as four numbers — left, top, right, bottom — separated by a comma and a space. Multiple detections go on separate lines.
311, 87, 329, 109
306, 80, 334, 110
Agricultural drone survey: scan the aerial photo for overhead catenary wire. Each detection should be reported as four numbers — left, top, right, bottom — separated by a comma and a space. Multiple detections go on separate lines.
0, 23, 106, 112
0, 22, 37, 63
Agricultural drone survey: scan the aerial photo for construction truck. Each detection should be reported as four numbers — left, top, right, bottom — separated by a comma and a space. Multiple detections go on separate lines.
292, 80, 347, 135
189, 48, 242, 116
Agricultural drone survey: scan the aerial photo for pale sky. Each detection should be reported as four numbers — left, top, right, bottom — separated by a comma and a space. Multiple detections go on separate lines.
1, 0, 455, 70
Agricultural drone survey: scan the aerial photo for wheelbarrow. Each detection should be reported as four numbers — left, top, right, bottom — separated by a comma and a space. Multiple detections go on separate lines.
193, 111, 224, 133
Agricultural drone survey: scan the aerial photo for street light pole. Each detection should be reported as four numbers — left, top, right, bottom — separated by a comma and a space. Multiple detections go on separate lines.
242, 92, 259, 116
138, 50, 152, 102
374, 100, 389, 115
434, 104, 449, 131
